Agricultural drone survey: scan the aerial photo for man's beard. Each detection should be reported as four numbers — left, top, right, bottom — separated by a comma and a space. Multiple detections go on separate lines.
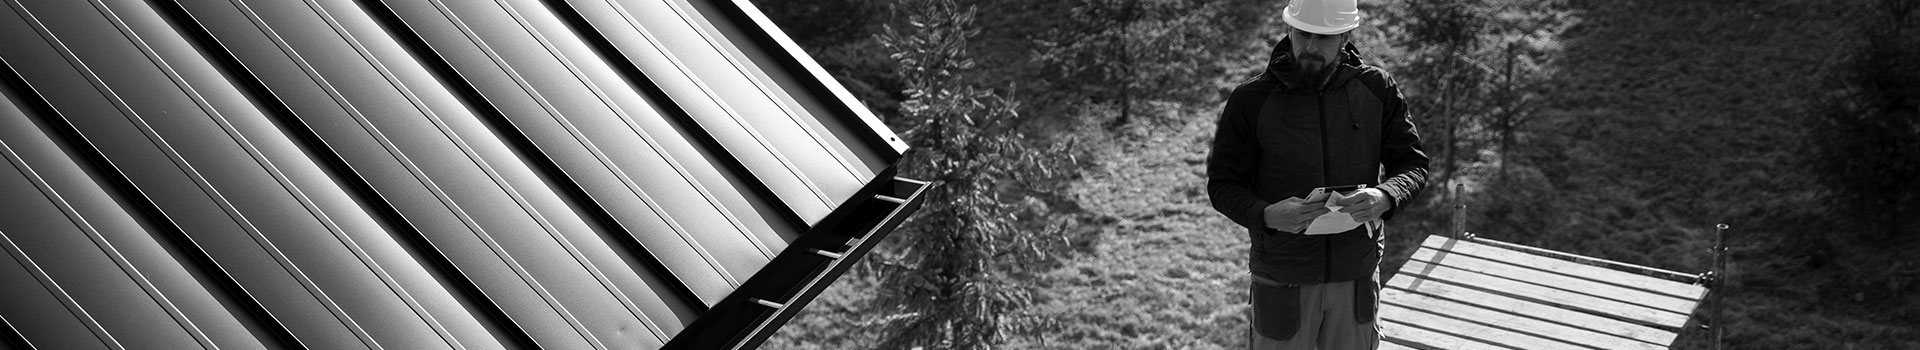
1296, 56, 1334, 84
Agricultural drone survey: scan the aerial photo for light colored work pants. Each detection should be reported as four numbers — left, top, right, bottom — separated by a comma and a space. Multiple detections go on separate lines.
1247, 274, 1380, 350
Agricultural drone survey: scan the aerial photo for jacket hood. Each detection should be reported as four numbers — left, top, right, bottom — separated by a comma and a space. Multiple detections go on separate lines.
1262, 37, 1368, 93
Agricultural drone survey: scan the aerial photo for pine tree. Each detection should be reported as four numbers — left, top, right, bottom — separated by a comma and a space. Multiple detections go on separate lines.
867, 0, 1072, 348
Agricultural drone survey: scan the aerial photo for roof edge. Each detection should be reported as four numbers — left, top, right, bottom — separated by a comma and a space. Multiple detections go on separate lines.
714, 0, 910, 158
665, 170, 930, 349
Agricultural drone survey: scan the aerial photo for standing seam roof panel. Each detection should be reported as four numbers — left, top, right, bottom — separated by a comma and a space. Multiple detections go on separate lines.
164, 0, 659, 347
183, 0, 673, 347
0, 235, 116, 350
557, 0, 862, 224
1, 52, 289, 350
0, 115, 218, 350
370, 0, 764, 307
0, 1, 418, 348
0, 0, 924, 348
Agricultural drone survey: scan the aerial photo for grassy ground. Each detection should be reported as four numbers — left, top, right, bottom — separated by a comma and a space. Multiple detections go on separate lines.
1008, 112, 1252, 349
1542, 0, 1920, 348
765, 106, 1459, 349
760, 0, 1918, 348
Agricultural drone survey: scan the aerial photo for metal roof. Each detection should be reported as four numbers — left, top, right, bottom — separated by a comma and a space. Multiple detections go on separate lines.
0, 0, 924, 348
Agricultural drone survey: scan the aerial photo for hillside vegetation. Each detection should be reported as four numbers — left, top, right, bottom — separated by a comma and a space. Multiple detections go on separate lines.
753, 0, 1919, 348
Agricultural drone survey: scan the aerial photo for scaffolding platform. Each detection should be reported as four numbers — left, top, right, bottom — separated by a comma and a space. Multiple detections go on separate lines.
1379, 233, 1719, 350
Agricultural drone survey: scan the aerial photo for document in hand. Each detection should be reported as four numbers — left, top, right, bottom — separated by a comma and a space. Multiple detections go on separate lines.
1303, 186, 1369, 235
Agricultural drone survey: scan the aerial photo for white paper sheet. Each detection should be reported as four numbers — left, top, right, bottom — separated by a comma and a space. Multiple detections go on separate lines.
1303, 190, 1365, 235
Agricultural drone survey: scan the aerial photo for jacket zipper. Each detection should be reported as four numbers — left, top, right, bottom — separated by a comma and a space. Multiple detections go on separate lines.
1317, 91, 1332, 284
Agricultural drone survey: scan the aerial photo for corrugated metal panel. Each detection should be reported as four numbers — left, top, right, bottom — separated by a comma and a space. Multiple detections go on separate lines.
0, 0, 923, 349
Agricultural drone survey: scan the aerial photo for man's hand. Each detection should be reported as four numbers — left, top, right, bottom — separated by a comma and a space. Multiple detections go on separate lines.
1264, 196, 1330, 233
1333, 188, 1392, 223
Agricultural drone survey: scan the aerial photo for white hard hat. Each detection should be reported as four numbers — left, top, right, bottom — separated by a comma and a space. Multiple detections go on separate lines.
1283, 0, 1363, 35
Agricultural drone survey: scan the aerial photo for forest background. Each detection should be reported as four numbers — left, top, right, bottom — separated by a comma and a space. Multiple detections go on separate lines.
746, 0, 1920, 348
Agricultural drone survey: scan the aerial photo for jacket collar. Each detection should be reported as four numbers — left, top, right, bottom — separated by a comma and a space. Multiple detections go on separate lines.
1263, 37, 1367, 93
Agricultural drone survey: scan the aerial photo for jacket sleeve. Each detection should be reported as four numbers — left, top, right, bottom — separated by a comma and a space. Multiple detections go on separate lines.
1207, 90, 1271, 231
1373, 70, 1430, 221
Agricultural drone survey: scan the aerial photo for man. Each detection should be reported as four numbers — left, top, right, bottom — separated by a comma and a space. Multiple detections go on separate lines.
1206, 0, 1429, 348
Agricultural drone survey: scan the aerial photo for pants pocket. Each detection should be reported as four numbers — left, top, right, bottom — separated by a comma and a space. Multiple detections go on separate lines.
1251, 282, 1302, 340
1354, 277, 1379, 324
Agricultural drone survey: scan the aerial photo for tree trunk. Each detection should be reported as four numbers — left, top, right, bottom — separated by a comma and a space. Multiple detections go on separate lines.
1438, 50, 1460, 189
1112, 1, 1135, 129
1498, 42, 1516, 183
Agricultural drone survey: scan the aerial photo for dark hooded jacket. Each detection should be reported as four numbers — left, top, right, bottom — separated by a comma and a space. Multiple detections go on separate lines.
1207, 38, 1430, 284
